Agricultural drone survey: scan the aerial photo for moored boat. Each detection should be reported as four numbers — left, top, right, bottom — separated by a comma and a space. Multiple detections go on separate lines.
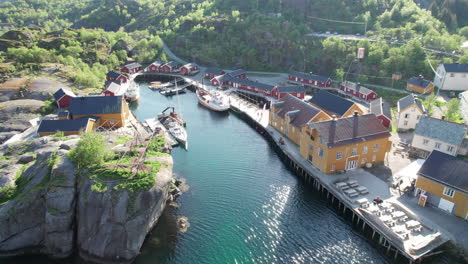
160, 86, 186, 96
149, 81, 173, 90
125, 82, 140, 102
157, 107, 188, 148
196, 88, 230, 112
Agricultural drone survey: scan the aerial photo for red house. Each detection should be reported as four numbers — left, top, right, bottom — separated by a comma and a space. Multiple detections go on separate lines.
370, 97, 392, 128
340, 81, 377, 101
288, 72, 332, 87
160, 61, 180, 73
180, 63, 200, 75
120, 63, 142, 74
230, 77, 274, 96
102, 80, 126, 97
106, 71, 128, 83
211, 74, 233, 87
204, 68, 225, 79
145, 61, 163, 72
53, 88, 76, 108
229, 69, 247, 79
272, 86, 305, 99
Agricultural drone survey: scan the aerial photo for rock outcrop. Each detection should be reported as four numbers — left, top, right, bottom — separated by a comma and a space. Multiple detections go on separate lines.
0, 136, 175, 263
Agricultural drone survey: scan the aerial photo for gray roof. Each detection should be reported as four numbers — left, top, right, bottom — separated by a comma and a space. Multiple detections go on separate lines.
123, 62, 141, 69
37, 118, 91, 133
274, 94, 322, 128
308, 90, 355, 116
342, 81, 374, 95
165, 61, 179, 67
370, 98, 392, 120
414, 116, 467, 146
231, 77, 275, 91
69, 96, 123, 116
442, 63, 468, 73
205, 68, 224, 75
397, 94, 424, 113
408, 77, 432, 88
418, 150, 468, 193
276, 86, 305, 93
230, 69, 246, 77
53, 88, 75, 101
289, 72, 331, 83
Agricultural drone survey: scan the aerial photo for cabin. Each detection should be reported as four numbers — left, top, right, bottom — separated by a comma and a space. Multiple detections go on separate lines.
211, 74, 233, 87
392, 72, 403, 80
340, 81, 377, 101
37, 118, 96, 137
300, 113, 392, 174
53, 88, 76, 109
307, 90, 364, 118
370, 97, 392, 128
102, 81, 125, 97
411, 116, 467, 158
145, 61, 164, 72
120, 62, 142, 74
269, 94, 331, 145
106, 71, 128, 83
160, 61, 180, 73
433, 63, 468, 91
230, 78, 275, 96
229, 69, 247, 79
396, 94, 425, 131
415, 150, 468, 219
180, 63, 200, 75
204, 68, 225, 79
407, 76, 434, 94
271, 86, 305, 99
288, 72, 332, 87
69, 96, 130, 128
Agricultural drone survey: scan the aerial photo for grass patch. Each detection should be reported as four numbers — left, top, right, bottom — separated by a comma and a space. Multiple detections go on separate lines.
0, 163, 33, 204
434, 100, 446, 107
50, 131, 66, 140
39, 99, 57, 115
115, 136, 132, 145
5, 142, 32, 157
373, 88, 408, 107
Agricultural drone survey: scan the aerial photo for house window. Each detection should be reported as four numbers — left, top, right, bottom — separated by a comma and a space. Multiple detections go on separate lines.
361, 158, 367, 164
372, 155, 376, 162
336, 151, 342, 160
405, 113, 410, 119
330, 165, 335, 172
435, 142, 441, 149
318, 148, 324, 158
447, 146, 454, 153
309, 145, 314, 151
362, 146, 368, 154
373, 144, 379, 152
443, 187, 455, 198
310, 135, 315, 141
308, 155, 313, 161
352, 148, 357, 156
404, 121, 408, 126
423, 139, 429, 145
319, 136, 323, 144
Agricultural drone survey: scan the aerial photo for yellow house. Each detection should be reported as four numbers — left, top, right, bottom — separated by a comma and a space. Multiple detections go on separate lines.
37, 118, 96, 137
69, 96, 130, 128
307, 90, 365, 118
270, 94, 331, 145
407, 76, 434, 94
299, 113, 392, 174
415, 150, 468, 219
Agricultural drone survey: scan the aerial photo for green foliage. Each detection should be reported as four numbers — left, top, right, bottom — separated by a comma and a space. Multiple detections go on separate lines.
422, 93, 436, 116
39, 99, 57, 115
68, 132, 112, 169
444, 98, 463, 123
0, 163, 31, 204
0, 185, 16, 204
115, 136, 132, 145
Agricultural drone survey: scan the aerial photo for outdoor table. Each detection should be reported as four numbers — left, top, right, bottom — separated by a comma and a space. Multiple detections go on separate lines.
344, 189, 358, 197
356, 198, 368, 205
356, 186, 369, 194
380, 215, 392, 223
405, 220, 421, 228
392, 211, 406, 219
392, 225, 406, 234
347, 180, 359, 187
335, 182, 348, 189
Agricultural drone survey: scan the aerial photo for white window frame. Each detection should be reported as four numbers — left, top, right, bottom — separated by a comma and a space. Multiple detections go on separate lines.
330, 165, 335, 172
373, 143, 379, 152
318, 147, 324, 158
362, 146, 368, 154
423, 139, 429, 145
443, 187, 455, 198
435, 142, 441, 149
336, 151, 342, 160
447, 145, 454, 153
351, 148, 357, 156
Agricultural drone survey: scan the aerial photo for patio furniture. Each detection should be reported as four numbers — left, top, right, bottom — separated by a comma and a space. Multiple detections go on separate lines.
397, 215, 408, 222
356, 198, 368, 205
412, 226, 423, 233
399, 232, 409, 240
344, 189, 359, 198
392, 211, 405, 219
392, 225, 406, 234
346, 180, 359, 188
335, 182, 349, 190
405, 220, 421, 229
355, 186, 369, 194
380, 215, 392, 224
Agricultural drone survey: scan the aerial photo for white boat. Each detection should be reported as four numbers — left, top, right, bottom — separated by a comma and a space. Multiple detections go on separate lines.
196, 87, 230, 112
167, 122, 188, 147
160, 86, 186, 96
149, 81, 173, 90
125, 82, 140, 102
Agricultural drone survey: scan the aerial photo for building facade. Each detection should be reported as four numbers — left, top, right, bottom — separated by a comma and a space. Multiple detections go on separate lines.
288, 72, 332, 87
370, 97, 392, 128
299, 114, 391, 174
433, 63, 468, 91
340, 81, 377, 101
271, 86, 305, 99
407, 76, 434, 94
180, 63, 199, 75
145, 61, 163, 72
69, 96, 130, 128
120, 63, 142, 74
396, 94, 425, 131
53, 88, 76, 108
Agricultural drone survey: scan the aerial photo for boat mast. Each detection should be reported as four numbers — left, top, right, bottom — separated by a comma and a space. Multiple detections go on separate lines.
176, 78, 183, 119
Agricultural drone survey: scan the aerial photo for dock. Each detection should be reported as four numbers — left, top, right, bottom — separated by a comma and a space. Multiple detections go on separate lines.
143, 118, 178, 147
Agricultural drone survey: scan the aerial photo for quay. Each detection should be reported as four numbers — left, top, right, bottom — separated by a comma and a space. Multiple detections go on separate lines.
132, 71, 453, 263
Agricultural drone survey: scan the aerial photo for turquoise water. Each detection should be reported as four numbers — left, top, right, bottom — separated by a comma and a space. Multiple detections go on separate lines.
132, 85, 388, 264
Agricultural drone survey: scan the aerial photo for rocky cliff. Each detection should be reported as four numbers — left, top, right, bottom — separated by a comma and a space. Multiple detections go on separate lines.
0, 134, 175, 263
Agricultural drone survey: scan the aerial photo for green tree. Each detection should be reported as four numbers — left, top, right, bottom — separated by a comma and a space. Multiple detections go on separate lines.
68, 133, 112, 169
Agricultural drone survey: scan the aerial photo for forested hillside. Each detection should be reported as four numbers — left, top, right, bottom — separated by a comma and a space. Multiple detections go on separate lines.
0, 0, 467, 87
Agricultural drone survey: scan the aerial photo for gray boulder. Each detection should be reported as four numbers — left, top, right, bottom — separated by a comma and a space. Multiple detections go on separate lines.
17, 153, 35, 164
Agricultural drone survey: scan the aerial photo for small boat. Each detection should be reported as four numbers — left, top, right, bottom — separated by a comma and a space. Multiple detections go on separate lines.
196, 88, 230, 112
157, 107, 186, 126
125, 82, 140, 102
167, 122, 188, 147
149, 81, 173, 90
160, 86, 186, 96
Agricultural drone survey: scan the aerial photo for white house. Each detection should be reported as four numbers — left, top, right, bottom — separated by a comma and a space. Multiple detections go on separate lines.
433, 63, 468, 91
397, 94, 425, 131
411, 116, 468, 158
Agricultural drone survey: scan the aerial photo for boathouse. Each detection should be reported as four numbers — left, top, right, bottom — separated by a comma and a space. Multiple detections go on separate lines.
69, 96, 130, 128
37, 118, 96, 137
370, 97, 392, 128
288, 72, 332, 87
211, 74, 233, 87
180, 63, 200, 75
160, 61, 180, 73
229, 69, 247, 79
300, 113, 391, 174
231, 78, 275, 96
407, 76, 434, 94
272, 85, 305, 99
102, 81, 125, 97
308, 90, 363, 118
340, 81, 377, 101
145, 61, 164, 72
204, 68, 225, 79
106, 71, 128, 83
120, 62, 142, 74
415, 150, 468, 218
270, 94, 331, 145
53, 88, 76, 109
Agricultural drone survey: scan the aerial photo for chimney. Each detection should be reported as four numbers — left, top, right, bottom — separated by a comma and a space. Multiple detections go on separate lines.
442, 115, 446, 120
329, 115, 337, 144
353, 111, 359, 139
